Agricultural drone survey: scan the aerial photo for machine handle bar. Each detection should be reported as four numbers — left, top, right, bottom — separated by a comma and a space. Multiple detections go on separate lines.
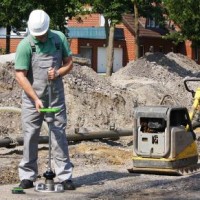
183, 78, 200, 97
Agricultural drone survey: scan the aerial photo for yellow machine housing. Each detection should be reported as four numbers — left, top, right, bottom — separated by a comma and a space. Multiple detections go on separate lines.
129, 106, 199, 175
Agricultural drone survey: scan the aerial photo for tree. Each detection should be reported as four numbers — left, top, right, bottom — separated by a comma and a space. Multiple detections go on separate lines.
35, 0, 82, 33
163, 0, 200, 46
0, 0, 80, 54
89, 0, 132, 76
132, 0, 165, 59
0, 0, 34, 53
133, 1, 139, 59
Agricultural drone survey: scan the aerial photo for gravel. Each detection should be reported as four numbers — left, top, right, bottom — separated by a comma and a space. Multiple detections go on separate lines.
0, 52, 200, 199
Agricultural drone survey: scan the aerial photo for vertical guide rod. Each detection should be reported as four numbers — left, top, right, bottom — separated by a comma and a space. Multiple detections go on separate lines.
47, 80, 52, 171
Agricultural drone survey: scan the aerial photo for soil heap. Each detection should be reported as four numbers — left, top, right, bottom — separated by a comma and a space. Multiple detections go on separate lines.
0, 52, 200, 136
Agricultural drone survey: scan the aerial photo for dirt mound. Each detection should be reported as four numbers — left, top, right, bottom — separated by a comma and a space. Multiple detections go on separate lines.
65, 64, 136, 132
0, 52, 200, 134
111, 52, 199, 81
0, 62, 21, 107
111, 52, 200, 108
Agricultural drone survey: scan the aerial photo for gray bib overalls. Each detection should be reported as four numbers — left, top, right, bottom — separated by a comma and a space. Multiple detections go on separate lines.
18, 34, 73, 182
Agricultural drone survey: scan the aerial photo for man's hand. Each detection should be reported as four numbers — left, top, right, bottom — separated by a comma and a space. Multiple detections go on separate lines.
34, 99, 44, 112
47, 56, 73, 80
48, 67, 57, 80
16, 70, 44, 112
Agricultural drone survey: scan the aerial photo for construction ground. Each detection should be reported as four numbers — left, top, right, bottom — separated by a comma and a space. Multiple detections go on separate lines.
0, 52, 200, 199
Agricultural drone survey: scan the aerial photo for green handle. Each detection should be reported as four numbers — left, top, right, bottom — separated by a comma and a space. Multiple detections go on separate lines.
39, 108, 61, 113
12, 187, 25, 194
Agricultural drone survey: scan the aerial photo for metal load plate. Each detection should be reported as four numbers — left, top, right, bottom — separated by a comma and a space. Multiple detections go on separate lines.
35, 183, 64, 193
128, 163, 200, 176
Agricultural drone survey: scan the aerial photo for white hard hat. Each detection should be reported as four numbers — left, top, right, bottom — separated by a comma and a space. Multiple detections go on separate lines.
28, 9, 50, 36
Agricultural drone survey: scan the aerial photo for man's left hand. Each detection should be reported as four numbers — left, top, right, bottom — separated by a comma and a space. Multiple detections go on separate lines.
48, 67, 57, 80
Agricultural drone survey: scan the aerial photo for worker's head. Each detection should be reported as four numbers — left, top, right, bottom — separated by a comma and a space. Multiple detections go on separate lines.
28, 9, 50, 39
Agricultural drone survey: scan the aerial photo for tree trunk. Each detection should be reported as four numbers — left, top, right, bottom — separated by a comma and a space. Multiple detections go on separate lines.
104, 17, 109, 45
134, 1, 139, 60
6, 25, 11, 54
106, 24, 115, 76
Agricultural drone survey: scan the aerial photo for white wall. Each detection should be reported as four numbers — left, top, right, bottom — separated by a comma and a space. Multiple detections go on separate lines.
0, 27, 28, 37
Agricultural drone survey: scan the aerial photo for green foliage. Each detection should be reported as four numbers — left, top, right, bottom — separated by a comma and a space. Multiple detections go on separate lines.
0, 0, 33, 29
163, 32, 186, 45
66, 0, 89, 18
135, 0, 165, 28
90, 0, 132, 25
0, 0, 85, 34
0, 0, 166, 35
0, 47, 6, 55
163, 0, 200, 45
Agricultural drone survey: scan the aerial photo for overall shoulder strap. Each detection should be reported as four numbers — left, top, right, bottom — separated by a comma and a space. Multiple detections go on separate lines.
52, 33, 61, 50
28, 35, 36, 53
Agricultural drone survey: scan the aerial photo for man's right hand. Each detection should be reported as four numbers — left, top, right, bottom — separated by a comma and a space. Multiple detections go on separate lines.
35, 99, 44, 112
16, 70, 44, 112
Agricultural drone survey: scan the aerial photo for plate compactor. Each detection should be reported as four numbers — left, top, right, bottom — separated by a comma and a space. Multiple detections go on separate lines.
128, 77, 200, 176
128, 106, 199, 175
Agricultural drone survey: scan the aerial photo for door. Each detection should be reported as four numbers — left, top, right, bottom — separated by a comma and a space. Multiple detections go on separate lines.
97, 47, 106, 73
97, 47, 123, 73
80, 46, 92, 66
113, 48, 123, 72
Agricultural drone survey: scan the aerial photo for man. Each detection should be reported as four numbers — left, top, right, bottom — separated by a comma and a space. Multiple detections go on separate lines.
15, 9, 75, 190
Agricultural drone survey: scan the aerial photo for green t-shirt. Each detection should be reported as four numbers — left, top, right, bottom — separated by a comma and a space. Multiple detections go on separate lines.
15, 30, 72, 70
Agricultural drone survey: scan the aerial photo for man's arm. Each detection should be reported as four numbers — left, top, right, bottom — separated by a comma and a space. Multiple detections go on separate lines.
58, 56, 73, 77
15, 70, 44, 111
48, 56, 73, 80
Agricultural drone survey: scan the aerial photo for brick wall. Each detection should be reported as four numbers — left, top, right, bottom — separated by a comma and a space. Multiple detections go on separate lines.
184, 40, 193, 60
117, 23, 135, 63
69, 38, 79, 54
0, 37, 22, 53
117, 23, 178, 62
68, 14, 101, 27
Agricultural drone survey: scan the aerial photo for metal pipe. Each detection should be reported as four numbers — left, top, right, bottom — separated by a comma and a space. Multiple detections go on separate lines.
69, 129, 132, 141
0, 107, 133, 148
0, 129, 133, 148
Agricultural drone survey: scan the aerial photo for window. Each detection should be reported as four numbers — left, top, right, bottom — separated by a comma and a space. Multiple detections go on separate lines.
149, 46, 154, 53
147, 18, 159, 28
139, 45, 144, 57
159, 46, 163, 53
80, 46, 92, 66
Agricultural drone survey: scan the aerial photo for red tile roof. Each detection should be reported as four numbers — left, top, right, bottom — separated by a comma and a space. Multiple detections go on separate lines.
122, 14, 169, 38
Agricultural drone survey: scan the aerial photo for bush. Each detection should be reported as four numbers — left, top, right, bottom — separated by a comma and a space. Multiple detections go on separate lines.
0, 48, 6, 55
